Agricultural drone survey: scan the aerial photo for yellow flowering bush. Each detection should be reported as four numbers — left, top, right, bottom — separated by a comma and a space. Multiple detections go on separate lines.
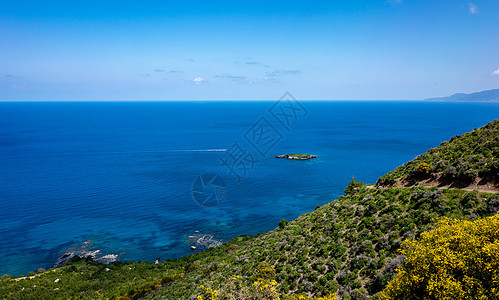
381, 214, 499, 299
257, 263, 276, 278
197, 283, 218, 300
416, 162, 431, 175
252, 278, 280, 300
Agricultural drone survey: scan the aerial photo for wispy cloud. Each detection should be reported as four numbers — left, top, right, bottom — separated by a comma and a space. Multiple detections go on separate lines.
491, 69, 499, 76
387, 0, 402, 4
154, 69, 165, 72
265, 69, 302, 77
245, 61, 259, 65
169, 70, 180, 73
469, 3, 478, 14
192, 77, 205, 84
214, 74, 247, 81
5, 74, 14, 79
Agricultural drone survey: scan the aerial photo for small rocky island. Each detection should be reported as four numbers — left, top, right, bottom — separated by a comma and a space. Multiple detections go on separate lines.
275, 154, 317, 160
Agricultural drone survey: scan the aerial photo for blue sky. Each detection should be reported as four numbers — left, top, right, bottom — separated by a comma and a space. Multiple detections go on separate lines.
1, 0, 498, 100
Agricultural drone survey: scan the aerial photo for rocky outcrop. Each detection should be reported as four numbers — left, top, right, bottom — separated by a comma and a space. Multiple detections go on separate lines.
275, 154, 316, 160
188, 233, 223, 250
54, 241, 119, 267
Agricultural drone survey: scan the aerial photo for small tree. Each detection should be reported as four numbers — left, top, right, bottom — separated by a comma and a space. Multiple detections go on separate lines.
344, 176, 364, 194
279, 219, 288, 229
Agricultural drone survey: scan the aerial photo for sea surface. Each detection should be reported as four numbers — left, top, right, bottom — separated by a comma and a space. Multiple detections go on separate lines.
0, 100, 498, 275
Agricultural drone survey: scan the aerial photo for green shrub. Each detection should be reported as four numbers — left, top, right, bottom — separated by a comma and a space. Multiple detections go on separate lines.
279, 219, 288, 229
344, 176, 364, 194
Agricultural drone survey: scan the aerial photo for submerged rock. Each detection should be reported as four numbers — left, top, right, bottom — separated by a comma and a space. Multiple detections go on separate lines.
188, 233, 222, 250
54, 240, 119, 267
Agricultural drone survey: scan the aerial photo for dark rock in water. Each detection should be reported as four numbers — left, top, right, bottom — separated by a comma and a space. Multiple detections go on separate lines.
54, 240, 119, 267
54, 253, 74, 267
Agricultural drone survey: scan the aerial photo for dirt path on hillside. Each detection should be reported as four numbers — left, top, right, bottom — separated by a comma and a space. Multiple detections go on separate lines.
393, 175, 499, 193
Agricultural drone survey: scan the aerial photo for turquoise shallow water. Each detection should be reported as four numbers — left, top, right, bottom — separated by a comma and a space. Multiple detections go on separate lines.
0, 100, 498, 275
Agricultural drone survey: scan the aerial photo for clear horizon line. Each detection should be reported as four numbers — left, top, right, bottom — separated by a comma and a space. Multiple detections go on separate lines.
0, 99, 429, 102
0, 99, 497, 103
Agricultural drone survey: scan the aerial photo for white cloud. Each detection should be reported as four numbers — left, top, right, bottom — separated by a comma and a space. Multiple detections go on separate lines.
469, 3, 478, 14
192, 77, 204, 84
492, 69, 499, 76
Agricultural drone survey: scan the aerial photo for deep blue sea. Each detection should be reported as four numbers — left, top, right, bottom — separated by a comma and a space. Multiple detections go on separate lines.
0, 101, 498, 275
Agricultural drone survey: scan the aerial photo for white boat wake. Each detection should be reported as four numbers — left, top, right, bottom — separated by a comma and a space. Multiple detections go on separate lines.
173, 149, 227, 152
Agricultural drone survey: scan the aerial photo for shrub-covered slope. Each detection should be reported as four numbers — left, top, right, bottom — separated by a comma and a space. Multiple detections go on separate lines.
3, 186, 496, 300
0, 240, 256, 300
145, 185, 497, 299
1, 120, 498, 300
378, 120, 499, 189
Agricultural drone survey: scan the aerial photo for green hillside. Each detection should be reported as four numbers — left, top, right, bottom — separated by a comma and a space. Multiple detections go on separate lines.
378, 120, 499, 189
146, 185, 497, 299
1, 120, 498, 300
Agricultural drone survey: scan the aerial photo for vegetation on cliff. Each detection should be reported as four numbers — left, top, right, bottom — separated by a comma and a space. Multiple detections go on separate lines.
378, 120, 498, 188
0, 120, 498, 299
145, 185, 497, 299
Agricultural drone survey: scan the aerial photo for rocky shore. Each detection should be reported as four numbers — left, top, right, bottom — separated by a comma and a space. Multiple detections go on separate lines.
188, 233, 223, 250
54, 241, 119, 267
